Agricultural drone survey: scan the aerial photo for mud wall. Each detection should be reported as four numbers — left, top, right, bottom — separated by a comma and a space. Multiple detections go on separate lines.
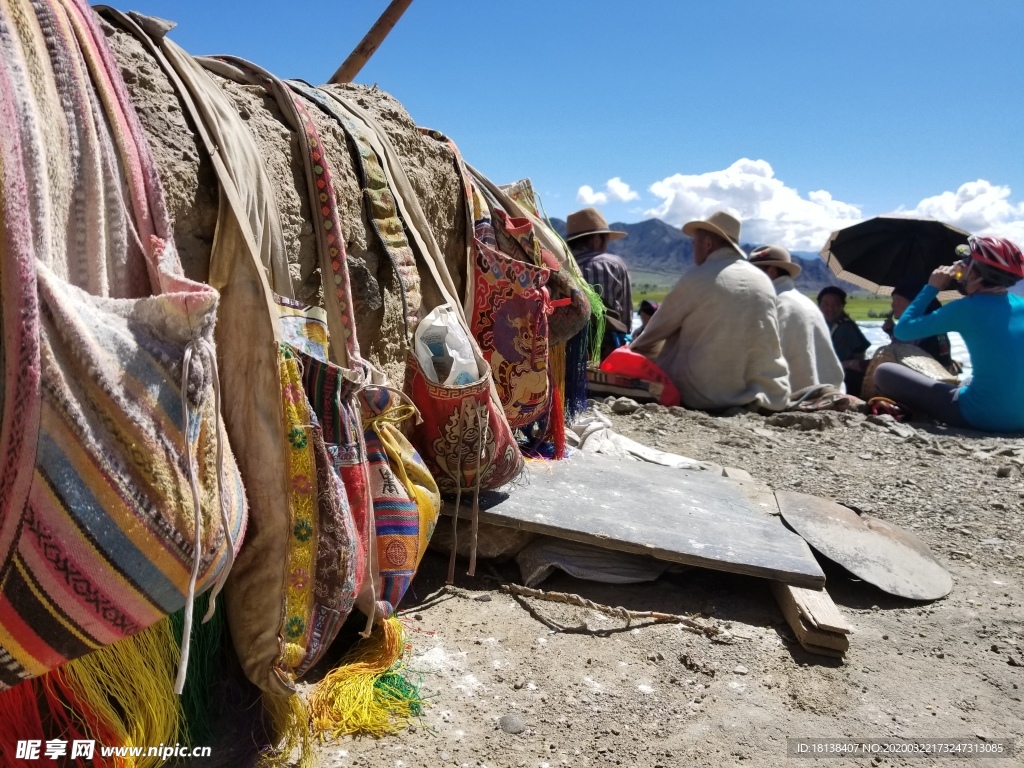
101, 16, 467, 386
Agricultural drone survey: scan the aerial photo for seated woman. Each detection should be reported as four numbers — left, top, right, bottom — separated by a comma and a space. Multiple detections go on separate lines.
817, 286, 870, 397
880, 278, 961, 374
874, 236, 1024, 432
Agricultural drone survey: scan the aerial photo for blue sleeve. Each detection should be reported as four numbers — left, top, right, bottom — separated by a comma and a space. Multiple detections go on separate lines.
894, 285, 963, 341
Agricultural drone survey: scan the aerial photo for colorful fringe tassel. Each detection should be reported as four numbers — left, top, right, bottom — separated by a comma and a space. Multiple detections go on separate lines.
308, 616, 423, 739
0, 592, 277, 767
0, 674, 119, 767
260, 693, 314, 768
564, 325, 591, 420
56, 619, 180, 768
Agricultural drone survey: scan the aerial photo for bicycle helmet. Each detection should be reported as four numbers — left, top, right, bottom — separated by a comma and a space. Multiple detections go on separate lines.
966, 235, 1024, 284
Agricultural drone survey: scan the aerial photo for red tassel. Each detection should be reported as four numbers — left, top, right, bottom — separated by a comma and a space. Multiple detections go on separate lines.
0, 679, 47, 764
0, 675, 119, 767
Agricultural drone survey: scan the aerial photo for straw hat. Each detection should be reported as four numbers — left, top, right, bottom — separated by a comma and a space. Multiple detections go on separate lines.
565, 207, 626, 242
748, 244, 802, 278
682, 210, 743, 255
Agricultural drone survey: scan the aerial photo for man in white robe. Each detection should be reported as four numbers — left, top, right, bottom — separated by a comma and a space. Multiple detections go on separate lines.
630, 211, 790, 411
748, 245, 845, 392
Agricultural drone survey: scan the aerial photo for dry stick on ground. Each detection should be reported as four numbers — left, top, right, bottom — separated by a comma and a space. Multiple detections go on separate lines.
499, 583, 721, 639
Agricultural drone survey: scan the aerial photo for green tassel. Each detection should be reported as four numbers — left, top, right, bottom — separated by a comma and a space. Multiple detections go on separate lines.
168, 592, 222, 747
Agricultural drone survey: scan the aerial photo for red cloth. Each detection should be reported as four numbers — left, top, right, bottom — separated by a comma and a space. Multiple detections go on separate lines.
599, 347, 681, 407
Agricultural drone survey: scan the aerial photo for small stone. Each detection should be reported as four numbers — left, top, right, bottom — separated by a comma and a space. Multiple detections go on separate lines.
498, 713, 526, 734
473, 593, 492, 602
996, 465, 1013, 478
611, 397, 641, 414
669, 406, 688, 417
1008, 656, 1022, 667
858, 453, 873, 460
513, 678, 525, 689
733, 665, 749, 675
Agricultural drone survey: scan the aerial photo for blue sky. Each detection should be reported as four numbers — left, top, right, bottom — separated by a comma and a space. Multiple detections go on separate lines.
109, 0, 1024, 252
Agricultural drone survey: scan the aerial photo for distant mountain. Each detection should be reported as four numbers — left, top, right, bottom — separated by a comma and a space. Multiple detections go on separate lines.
548, 217, 861, 295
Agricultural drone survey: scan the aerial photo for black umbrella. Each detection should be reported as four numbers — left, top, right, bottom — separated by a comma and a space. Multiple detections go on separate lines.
820, 216, 970, 299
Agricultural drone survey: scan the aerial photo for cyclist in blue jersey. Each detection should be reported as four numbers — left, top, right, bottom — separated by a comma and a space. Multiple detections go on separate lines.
874, 236, 1024, 432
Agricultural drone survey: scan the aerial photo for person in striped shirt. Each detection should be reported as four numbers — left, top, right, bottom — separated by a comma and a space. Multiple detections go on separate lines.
566, 207, 633, 360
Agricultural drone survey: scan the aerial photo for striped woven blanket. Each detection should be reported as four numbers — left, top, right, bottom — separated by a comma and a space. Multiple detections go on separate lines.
0, 0, 246, 689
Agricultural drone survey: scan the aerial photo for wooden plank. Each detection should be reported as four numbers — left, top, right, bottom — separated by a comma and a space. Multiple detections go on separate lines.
732, 479, 779, 517
797, 642, 847, 659
789, 585, 851, 635
771, 582, 850, 656
775, 489, 952, 600
443, 453, 825, 588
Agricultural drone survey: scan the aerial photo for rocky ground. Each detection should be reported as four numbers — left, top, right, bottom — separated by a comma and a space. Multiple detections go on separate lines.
312, 402, 1023, 768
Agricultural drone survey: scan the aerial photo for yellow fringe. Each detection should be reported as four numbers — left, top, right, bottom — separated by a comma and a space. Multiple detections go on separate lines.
550, 342, 566, 396
308, 616, 420, 739
259, 693, 314, 768
57, 619, 181, 768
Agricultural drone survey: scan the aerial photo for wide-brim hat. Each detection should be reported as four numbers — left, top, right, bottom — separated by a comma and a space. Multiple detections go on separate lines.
748, 244, 802, 278
681, 210, 744, 256
565, 207, 627, 242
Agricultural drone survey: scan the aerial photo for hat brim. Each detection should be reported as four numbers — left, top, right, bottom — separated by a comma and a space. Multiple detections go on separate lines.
751, 259, 802, 279
565, 228, 627, 242
682, 221, 744, 256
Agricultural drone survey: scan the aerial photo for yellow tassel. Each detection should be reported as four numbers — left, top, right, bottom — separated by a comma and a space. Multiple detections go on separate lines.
259, 693, 314, 768
308, 616, 423, 739
550, 342, 566, 397
57, 619, 181, 768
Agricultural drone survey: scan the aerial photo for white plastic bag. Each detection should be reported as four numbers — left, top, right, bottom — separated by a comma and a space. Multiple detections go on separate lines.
414, 303, 480, 386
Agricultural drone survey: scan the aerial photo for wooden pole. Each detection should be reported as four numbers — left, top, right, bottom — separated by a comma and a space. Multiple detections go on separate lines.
329, 0, 415, 84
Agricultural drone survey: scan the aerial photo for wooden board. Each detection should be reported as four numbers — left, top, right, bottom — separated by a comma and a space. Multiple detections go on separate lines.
444, 453, 825, 588
771, 582, 850, 657
775, 489, 952, 601
788, 585, 851, 635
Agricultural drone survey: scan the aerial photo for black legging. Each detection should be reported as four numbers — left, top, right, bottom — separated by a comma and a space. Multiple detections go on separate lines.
872, 362, 971, 427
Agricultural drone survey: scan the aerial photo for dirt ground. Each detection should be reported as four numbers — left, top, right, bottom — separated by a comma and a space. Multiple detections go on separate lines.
314, 402, 1023, 768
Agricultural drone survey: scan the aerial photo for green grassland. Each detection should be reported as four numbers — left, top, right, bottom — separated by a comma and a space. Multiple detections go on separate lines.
631, 275, 894, 323
841, 295, 893, 321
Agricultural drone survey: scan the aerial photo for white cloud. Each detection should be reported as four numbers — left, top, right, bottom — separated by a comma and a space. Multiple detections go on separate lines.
606, 177, 639, 202
645, 159, 863, 251
576, 177, 639, 206
576, 184, 607, 205
899, 180, 1024, 244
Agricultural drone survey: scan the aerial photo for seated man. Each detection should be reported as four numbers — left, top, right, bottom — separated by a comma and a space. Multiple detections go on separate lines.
749, 245, 844, 392
817, 286, 871, 397
630, 211, 790, 411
